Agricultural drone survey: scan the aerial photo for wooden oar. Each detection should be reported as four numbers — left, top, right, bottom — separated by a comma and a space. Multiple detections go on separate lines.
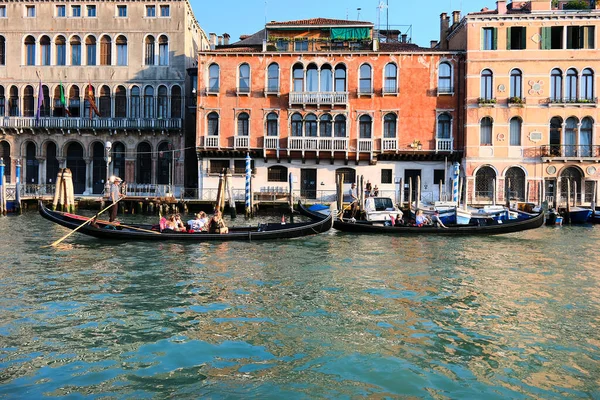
106, 222, 160, 234
48, 198, 124, 247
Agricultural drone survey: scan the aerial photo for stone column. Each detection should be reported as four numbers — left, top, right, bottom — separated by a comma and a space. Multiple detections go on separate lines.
151, 154, 157, 185
125, 159, 135, 184
37, 156, 46, 185
83, 157, 92, 195
56, 156, 66, 169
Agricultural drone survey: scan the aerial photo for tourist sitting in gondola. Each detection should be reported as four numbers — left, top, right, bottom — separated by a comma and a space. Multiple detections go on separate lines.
393, 211, 404, 227
415, 210, 427, 227
188, 212, 208, 232
209, 210, 229, 234
431, 210, 448, 229
174, 214, 186, 231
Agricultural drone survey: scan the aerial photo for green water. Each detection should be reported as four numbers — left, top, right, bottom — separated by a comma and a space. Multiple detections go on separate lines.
0, 212, 599, 398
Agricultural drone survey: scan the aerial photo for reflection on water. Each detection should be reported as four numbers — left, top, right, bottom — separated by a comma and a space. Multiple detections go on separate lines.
0, 213, 599, 398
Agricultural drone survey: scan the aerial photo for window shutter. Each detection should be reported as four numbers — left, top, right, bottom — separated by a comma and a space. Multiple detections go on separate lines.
507, 28, 512, 50
493, 28, 498, 50
541, 27, 550, 50
481, 28, 484, 50
521, 27, 527, 50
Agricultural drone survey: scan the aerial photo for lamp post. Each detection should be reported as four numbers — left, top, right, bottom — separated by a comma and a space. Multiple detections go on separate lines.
104, 140, 112, 196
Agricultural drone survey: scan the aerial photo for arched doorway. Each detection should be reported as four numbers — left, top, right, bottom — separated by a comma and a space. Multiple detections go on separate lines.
46, 142, 59, 184
136, 142, 152, 184
505, 167, 525, 201
475, 166, 496, 201
66, 142, 86, 194
25, 142, 38, 184
0, 141, 10, 183
560, 166, 583, 205
91, 142, 107, 194
111, 142, 125, 181
156, 142, 172, 185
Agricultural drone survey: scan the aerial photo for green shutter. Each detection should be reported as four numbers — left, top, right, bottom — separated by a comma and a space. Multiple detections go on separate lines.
521, 27, 527, 50
493, 28, 498, 50
507, 28, 512, 50
541, 27, 550, 50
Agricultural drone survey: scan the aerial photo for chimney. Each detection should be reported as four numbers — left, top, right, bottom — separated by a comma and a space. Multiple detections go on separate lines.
430, 40, 438, 48
439, 12, 449, 50
209, 33, 217, 50
401, 34, 408, 43
217, 35, 223, 46
262, 39, 267, 52
497, 0, 507, 14
530, 0, 552, 11
452, 11, 461, 25
223, 33, 230, 45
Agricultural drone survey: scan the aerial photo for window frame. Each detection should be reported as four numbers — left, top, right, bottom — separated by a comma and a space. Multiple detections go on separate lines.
208, 63, 220, 93
117, 5, 127, 17
482, 27, 497, 50
480, 117, 493, 146
25, 5, 36, 18
438, 61, 453, 94
71, 5, 81, 17
237, 112, 250, 136
86, 4, 96, 17
266, 63, 279, 93
509, 117, 522, 146
509, 69, 523, 99
480, 69, 494, 101
56, 5, 66, 17
146, 5, 156, 18
358, 64, 373, 95
159, 5, 170, 17
383, 63, 398, 95
238, 63, 251, 94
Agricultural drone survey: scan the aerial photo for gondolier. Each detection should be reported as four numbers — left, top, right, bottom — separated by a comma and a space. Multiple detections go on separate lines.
109, 177, 123, 222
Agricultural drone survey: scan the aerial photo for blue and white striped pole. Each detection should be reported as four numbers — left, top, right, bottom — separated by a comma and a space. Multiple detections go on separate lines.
452, 162, 460, 205
245, 152, 251, 217
15, 159, 21, 214
0, 158, 5, 215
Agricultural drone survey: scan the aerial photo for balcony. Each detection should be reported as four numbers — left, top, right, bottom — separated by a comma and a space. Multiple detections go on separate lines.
547, 97, 598, 107
538, 144, 600, 159
436, 138, 453, 153
204, 136, 219, 148
289, 92, 348, 106
0, 116, 182, 131
381, 138, 397, 151
287, 137, 349, 154
234, 136, 249, 149
357, 138, 373, 152
264, 137, 279, 150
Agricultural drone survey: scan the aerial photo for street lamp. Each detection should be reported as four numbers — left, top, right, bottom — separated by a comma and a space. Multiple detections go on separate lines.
105, 140, 112, 196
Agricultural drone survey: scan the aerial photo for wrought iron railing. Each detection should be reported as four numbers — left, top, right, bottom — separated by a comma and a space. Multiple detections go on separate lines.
0, 117, 182, 130
548, 97, 598, 105
2, 184, 56, 200
538, 144, 600, 158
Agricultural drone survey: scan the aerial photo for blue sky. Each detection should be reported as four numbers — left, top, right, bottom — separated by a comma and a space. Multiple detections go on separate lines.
190, 0, 499, 47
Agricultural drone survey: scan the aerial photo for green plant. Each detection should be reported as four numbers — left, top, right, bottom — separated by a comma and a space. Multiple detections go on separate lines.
478, 97, 497, 104
508, 96, 523, 104
563, 0, 592, 10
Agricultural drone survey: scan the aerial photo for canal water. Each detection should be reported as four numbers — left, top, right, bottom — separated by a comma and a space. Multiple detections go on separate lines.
0, 211, 599, 398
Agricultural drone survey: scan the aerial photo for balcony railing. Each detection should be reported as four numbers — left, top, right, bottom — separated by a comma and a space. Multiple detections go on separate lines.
289, 92, 348, 105
0, 117, 182, 130
264, 137, 279, 149
538, 144, 600, 158
548, 97, 598, 105
382, 138, 397, 151
436, 138, 453, 152
204, 136, 219, 148
357, 138, 373, 152
287, 137, 349, 152
234, 136, 249, 149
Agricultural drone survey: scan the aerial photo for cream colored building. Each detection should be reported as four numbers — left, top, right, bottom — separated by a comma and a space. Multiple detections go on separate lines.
0, 0, 208, 194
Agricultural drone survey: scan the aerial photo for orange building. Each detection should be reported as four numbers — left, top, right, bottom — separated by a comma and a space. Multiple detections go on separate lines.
196, 18, 463, 203
442, 0, 600, 207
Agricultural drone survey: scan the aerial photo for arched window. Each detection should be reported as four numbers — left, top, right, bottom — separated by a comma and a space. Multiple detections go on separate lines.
566, 68, 578, 101
23, 85, 34, 117
305, 114, 317, 137
359, 64, 372, 94
207, 112, 219, 136
157, 142, 172, 185
55, 36, 66, 65
116, 35, 127, 66
8, 86, 18, 116
320, 114, 332, 137
480, 69, 493, 100
99, 86, 111, 118
334, 65, 346, 92
53, 86, 64, 117
505, 167, 525, 201
551, 68, 562, 101
130, 86, 140, 118
334, 115, 346, 137
549, 117, 562, 156
565, 116, 578, 157
83, 85, 95, 118
100, 35, 111, 65
509, 117, 522, 146
266, 112, 278, 136
0, 86, 4, 116
46, 141, 59, 184
0, 141, 10, 183
136, 142, 152, 184
208, 64, 220, 92
69, 85, 80, 117
143, 86, 154, 118
237, 112, 249, 136
238, 63, 250, 93
293, 63, 304, 92
25, 35, 35, 65
66, 142, 85, 193
291, 113, 303, 137
306, 64, 318, 92
85, 36, 96, 65
359, 115, 372, 138
320, 65, 332, 92
0, 36, 5, 65
115, 86, 126, 118
40, 35, 51, 65
70, 35, 81, 66
581, 68, 594, 101
267, 63, 279, 92
480, 117, 493, 145
336, 167, 356, 184
437, 113, 451, 139
510, 69, 522, 99
581, 117, 593, 157
171, 86, 181, 118
158, 35, 168, 65
25, 142, 38, 184
111, 142, 125, 180
40, 85, 50, 117
268, 166, 288, 182
384, 63, 397, 94
475, 166, 496, 201
438, 62, 452, 93
157, 85, 168, 118
145, 35, 155, 65
383, 113, 397, 138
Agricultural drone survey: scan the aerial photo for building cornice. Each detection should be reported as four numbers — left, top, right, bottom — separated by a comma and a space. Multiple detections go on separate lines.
198, 50, 464, 57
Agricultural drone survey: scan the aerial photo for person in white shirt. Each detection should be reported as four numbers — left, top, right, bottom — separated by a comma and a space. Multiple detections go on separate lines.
188, 211, 208, 232
349, 183, 358, 218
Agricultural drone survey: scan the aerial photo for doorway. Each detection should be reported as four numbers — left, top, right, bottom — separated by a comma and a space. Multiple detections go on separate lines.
404, 169, 421, 203
301, 169, 317, 199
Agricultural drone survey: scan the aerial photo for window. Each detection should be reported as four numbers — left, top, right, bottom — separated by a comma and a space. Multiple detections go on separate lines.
0, 5, 6, 17
266, 112, 278, 136
509, 117, 522, 146
83, 85, 94, 118
320, 65, 332, 92
130, 86, 140, 118
383, 113, 396, 138
276, 40, 288, 51
55, 36, 66, 65
438, 62, 452, 94
86, 5, 96, 17
116, 35, 127, 66
143, 86, 154, 118
0, 86, 4, 116
437, 114, 451, 139
336, 168, 355, 184
291, 113, 303, 137
306, 64, 318, 92
24, 35, 35, 66
237, 112, 249, 136
40, 36, 51, 66
565, 117, 578, 157
507, 27, 526, 50
433, 169, 445, 185
71, 5, 81, 17
9, 86, 18, 116
305, 114, 317, 137
145, 36, 155, 65
117, 5, 127, 17
158, 35, 168, 65
359, 64, 372, 94
146, 5, 156, 17
509, 69, 522, 99
69, 85, 80, 117
70, 36, 81, 66
238, 63, 250, 93
581, 68, 594, 101
581, 117, 593, 156
268, 166, 288, 182
56, 5, 66, 17
566, 68, 578, 101
294, 40, 308, 51
567, 26, 595, 50
209, 160, 229, 174
359, 115, 372, 138
551, 68, 562, 101
160, 5, 170, 17
100, 36, 111, 65
320, 114, 332, 137
207, 112, 219, 136
335, 65, 346, 92
99, 86, 111, 118
86, 36, 96, 65
26, 5, 35, 17
157, 85, 168, 118
381, 63, 398, 94
233, 159, 253, 174
541, 26, 563, 49
334, 115, 346, 137
23, 85, 34, 116
171, 86, 181, 118
480, 69, 493, 100
137, 143, 152, 184
0, 36, 5, 65
115, 86, 126, 118
267, 63, 279, 92
381, 169, 392, 184
482, 27, 497, 50
208, 64, 219, 92
293, 64, 304, 92
480, 117, 493, 145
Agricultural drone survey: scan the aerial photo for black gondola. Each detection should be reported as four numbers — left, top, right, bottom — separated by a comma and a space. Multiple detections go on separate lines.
298, 202, 544, 236
39, 201, 333, 242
